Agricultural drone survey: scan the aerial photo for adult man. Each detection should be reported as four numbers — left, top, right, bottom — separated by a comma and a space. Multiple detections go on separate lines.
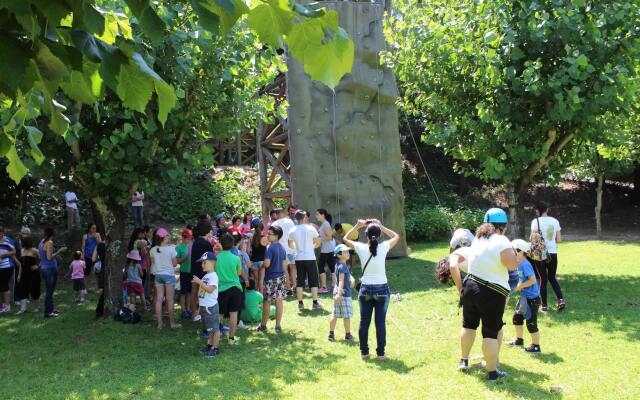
271, 208, 296, 293
131, 190, 145, 228
65, 190, 80, 230
288, 211, 322, 310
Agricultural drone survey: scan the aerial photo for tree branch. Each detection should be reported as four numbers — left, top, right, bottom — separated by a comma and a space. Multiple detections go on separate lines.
519, 128, 575, 191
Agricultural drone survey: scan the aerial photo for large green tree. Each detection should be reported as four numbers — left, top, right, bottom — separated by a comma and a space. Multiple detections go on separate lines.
387, 0, 640, 235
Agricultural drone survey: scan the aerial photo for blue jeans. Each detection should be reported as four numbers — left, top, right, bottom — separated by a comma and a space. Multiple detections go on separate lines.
41, 268, 58, 315
132, 206, 144, 228
358, 283, 391, 357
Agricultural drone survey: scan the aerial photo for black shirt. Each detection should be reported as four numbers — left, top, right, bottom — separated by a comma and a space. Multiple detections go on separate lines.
190, 237, 213, 277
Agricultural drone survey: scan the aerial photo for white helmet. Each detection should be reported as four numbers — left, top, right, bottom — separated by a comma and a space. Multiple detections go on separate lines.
511, 239, 530, 253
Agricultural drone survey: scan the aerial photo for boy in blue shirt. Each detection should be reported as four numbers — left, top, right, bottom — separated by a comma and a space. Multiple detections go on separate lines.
255, 225, 286, 333
506, 239, 542, 353
328, 244, 354, 342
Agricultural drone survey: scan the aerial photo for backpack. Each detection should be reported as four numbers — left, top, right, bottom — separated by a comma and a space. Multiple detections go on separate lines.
529, 218, 549, 261
115, 307, 141, 324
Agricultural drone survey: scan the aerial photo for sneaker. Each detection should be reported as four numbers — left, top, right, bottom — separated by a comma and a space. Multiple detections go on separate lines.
345, 333, 354, 341
318, 286, 329, 294
192, 314, 202, 322
205, 348, 219, 358
45, 312, 59, 318
361, 353, 370, 360
524, 345, 541, 353
312, 302, 323, 310
557, 299, 566, 311
505, 338, 524, 346
275, 326, 282, 334
541, 305, 549, 312
254, 325, 268, 333
221, 325, 230, 334
376, 355, 387, 361
200, 344, 213, 353
328, 332, 336, 342
237, 320, 246, 329
487, 369, 507, 381
298, 301, 304, 310
228, 336, 240, 345
458, 358, 469, 372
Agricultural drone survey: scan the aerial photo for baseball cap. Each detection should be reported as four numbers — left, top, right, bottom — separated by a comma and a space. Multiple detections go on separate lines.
198, 251, 217, 262
126, 250, 142, 261
511, 239, 530, 253
333, 243, 350, 256
156, 228, 169, 238
20, 226, 31, 235
181, 229, 193, 239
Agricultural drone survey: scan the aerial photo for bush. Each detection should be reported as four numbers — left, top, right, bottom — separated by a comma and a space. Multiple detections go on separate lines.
404, 206, 483, 242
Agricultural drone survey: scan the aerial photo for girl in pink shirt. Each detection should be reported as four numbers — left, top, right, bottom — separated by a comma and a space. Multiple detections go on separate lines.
70, 251, 87, 303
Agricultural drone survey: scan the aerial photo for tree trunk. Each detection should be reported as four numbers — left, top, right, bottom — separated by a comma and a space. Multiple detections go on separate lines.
90, 197, 128, 317
633, 162, 640, 205
595, 172, 604, 238
507, 182, 528, 238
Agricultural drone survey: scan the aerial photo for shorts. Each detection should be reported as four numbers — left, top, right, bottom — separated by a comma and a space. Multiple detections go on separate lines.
218, 286, 243, 316
461, 277, 507, 339
0, 268, 12, 292
251, 261, 264, 270
264, 276, 286, 301
17, 267, 41, 300
72, 278, 86, 291
200, 304, 220, 332
318, 252, 336, 274
333, 295, 353, 318
286, 252, 296, 264
125, 282, 144, 296
154, 274, 176, 286
179, 272, 192, 294
295, 260, 320, 288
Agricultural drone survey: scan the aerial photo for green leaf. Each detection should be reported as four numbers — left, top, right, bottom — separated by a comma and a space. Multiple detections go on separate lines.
301, 27, 354, 89
192, 0, 220, 32
247, 2, 292, 48
34, 42, 69, 91
5, 144, 28, 183
124, 0, 166, 43
484, 31, 499, 45
71, 31, 103, 63
81, 3, 106, 35
50, 108, 70, 136
154, 80, 177, 127
286, 18, 324, 65
194, 0, 249, 34
25, 126, 45, 165
292, 2, 326, 18
116, 63, 154, 112
0, 131, 11, 157
61, 70, 98, 104
98, 12, 120, 45
0, 36, 30, 97
576, 54, 589, 67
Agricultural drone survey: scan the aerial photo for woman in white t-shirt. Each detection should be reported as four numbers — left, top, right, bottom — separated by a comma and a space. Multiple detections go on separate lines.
458, 208, 518, 381
530, 202, 565, 312
150, 228, 180, 330
343, 219, 400, 360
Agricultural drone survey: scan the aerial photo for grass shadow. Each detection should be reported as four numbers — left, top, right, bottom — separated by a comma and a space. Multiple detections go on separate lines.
468, 362, 555, 398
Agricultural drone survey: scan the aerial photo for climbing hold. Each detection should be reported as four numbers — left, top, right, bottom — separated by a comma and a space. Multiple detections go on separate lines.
324, 107, 329, 112
296, 128, 302, 133
364, 95, 370, 100
370, 135, 374, 139
363, 6, 369, 14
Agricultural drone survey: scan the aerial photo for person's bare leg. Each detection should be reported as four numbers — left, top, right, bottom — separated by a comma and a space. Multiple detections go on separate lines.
497, 329, 503, 367
179, 293, 186, 312
311, 287, 318, 301
296, 287, 304, 302
320, 272, 327, 288
288, 264, 297, 290
275, 297, 283, 326
229, 311, 238, 337
261, 299, 270, 327
531, 331, 540, 345
460, 328, 476, 358
330, 272, 336, 289
514, 325, 524, 340
210, 331, 220, 348
482, 337, 499, 372
343, 318, 351, 334
190, 283, 199, 316
329, 316, 337, 332
155, 285, 165, 329
165, 285, 177, 327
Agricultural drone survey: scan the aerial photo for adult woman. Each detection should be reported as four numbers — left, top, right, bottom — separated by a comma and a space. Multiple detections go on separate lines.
16, 236, 40, 314
315, 209, 336, 293
343, 219, 400, 360
94, 241, 107, 316
240, 212, 253, 236
149, 228, 180, 329
458, 208, 518, 381
39, 227, 67, 318
530, 202, 565, 311
81, 224, 102, 295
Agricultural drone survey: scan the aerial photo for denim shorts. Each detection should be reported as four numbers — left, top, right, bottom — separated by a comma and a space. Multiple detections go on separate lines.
286, 252, 296, 264
154, 274, 176, 286
251, 261, 264, 270
200, 305, 220, 332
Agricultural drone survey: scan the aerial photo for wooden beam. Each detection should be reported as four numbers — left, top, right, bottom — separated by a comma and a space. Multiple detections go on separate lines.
263, 123, 282, 143
262, 132, 288, 147
262, 147, 291, 187
263, 190, 291, 199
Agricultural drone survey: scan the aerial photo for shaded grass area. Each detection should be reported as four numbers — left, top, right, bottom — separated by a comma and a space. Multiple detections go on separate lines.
1, 241, 639, 399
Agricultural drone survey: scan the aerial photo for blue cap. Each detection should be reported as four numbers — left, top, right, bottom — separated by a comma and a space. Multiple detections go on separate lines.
251, 216, 261, 228
484, 208, 508, 224
333, 244, 350, 256
198, 252, 217, 262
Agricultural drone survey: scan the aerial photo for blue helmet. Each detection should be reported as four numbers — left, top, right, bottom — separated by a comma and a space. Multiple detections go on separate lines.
483, 208, 508, 224
251, 216, 261, 228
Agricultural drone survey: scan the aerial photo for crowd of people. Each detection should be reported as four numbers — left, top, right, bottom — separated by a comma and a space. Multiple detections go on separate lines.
1, 198, 566, 374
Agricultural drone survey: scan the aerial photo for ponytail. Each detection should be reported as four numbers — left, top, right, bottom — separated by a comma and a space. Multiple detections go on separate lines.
475, 222, 507, 239
365, 223, 382, 257
369, 237, 379, 257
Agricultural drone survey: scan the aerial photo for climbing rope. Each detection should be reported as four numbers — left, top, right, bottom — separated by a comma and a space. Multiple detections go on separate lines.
331, 89, 341, 222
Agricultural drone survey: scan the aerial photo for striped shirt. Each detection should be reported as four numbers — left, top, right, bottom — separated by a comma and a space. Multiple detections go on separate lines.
0, 238, 15, 269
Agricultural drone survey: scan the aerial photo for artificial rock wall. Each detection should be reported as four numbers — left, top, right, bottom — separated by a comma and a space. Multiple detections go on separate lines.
287, 0, 408, 256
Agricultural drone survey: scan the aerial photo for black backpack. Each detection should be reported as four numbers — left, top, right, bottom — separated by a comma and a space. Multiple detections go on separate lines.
115, 307, 141, 324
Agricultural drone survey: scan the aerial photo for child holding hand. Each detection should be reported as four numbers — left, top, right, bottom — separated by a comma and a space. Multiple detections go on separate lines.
506, 239, 542, 353
328, 244, 354, 342
192, 252, 220, 358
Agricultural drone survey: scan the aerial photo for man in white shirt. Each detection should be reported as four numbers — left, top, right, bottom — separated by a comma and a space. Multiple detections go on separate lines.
288, 211, 322, 310
65, 191, 80, 230
271, 208, 296, 292
131, 190, 145, 228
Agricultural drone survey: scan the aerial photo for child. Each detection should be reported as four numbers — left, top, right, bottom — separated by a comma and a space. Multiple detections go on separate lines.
124, 250, 147, 311
192, 252, 220, 357
240, 279, 265, 324
176, 229, 193, 319
328, 244, 354, 341
506, 239, 542, 353
255, 225, 286, 333
70, 251, 86, 303
216, 233, 248, 345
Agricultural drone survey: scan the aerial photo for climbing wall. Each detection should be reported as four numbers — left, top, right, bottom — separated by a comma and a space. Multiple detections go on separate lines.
287, 0, 408, 256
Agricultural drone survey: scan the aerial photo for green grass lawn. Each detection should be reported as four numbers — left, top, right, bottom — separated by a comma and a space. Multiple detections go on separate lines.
2, 240, 639, 399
